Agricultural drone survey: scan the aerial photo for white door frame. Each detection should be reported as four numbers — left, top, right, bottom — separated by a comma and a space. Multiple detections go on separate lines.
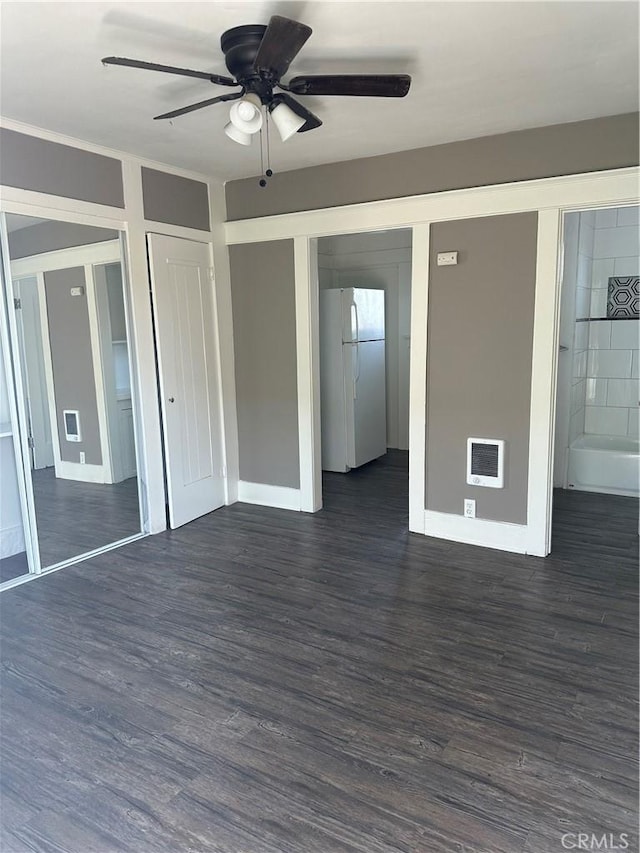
225, 167, 639, 555
147, 232, 227, 529
12, 275, 54, 470
10, 241, 121, 484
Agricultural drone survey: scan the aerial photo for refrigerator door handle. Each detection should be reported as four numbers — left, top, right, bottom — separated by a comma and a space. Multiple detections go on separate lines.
351, 302, 360, 396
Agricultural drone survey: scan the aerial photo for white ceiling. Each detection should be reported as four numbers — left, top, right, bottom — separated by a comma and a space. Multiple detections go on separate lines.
1, 1, 638, 182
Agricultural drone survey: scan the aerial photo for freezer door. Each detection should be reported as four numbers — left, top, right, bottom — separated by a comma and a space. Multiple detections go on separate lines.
341, 288, 385, 342
345, 339, 387, 468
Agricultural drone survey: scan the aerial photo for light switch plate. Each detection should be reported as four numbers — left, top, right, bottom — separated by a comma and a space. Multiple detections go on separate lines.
437, 251, 458, 266
70, 286, 85, 297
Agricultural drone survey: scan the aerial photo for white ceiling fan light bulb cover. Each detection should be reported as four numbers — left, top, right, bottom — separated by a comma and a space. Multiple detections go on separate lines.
229, 93, 263, 134
270, 101, 305, 141
224, 122, 253, 146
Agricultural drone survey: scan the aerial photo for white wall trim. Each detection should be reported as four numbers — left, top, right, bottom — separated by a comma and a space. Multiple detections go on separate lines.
142, 220, 213, 242
56, 460, 107, 484
208, 181, 239, 505
10, 240, 121, 276
237, 481, 301, 511
225, 168, 639, 245
0, 185, 128, 226
423, 510, 530, 554
119, 160, 166, 534
527, 209, 563, 557
408, 224, 430, 533
294, 236, 322, 513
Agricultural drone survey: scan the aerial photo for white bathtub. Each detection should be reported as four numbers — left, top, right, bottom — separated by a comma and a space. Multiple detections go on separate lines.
568, 434, 640, 497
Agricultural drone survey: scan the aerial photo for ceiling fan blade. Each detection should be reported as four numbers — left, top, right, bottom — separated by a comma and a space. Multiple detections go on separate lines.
102, 56, 237, 87
277, 93, 322, 133
154, 91, 241, 120
253, 16, 312, 79
288, 74, 411, 98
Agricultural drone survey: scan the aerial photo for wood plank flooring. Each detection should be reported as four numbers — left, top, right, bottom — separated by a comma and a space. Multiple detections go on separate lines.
32, 468, 140, 570
0, 553, 28, 585
1, 451, 637, 852
0, 470, 140, 584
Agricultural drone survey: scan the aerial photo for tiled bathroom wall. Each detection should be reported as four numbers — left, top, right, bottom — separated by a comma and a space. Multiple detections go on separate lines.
590, 207, 640, 317
585, 319, 639, 436
584, 206, 639, 438
569, 212, 593, 443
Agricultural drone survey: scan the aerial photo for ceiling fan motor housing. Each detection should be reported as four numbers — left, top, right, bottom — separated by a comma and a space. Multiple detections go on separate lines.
221, 24, 273, 99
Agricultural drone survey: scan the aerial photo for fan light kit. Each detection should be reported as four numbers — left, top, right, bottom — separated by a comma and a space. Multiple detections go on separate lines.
102, 15, 411, 186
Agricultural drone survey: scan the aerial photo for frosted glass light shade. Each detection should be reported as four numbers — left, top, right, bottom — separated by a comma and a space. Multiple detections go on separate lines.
228, 93, 263, 134
270, 101, 305, 141
224, 122, 252, 146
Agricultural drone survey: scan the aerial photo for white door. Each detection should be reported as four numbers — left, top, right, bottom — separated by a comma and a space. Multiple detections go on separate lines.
15, 277, 55, 470
147, 234, 225, 528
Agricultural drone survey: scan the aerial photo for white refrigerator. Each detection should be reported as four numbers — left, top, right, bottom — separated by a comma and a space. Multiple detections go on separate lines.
320, 287, 387, 472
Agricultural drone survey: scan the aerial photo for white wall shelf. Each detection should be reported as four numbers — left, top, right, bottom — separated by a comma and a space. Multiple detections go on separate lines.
0, 422, 12, 438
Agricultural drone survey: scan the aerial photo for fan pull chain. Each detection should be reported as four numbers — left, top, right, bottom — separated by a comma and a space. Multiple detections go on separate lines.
259, 125, 265, 184
259, 110, 274, 188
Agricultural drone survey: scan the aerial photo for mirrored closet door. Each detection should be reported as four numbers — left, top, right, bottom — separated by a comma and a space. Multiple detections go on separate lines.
1, 213, 143, 581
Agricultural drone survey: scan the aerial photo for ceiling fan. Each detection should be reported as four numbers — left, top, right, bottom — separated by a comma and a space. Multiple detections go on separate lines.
102, 14, 411, 148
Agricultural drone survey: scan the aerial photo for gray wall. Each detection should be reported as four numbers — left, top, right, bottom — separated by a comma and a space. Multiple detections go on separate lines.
8, 220, 118, 259
44, 267, 102, 465
226, 113, 639, 220
141, 167, 210, 231
229, 240, 300, 488
106, 263, 127, 342
426, 214, 538, 524
0, 128, 124, 208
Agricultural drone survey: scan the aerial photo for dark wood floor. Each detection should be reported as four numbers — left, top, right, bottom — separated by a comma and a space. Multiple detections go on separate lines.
0, 470, 140, 584
1, 451, 637, 852
0, 552, 29, 585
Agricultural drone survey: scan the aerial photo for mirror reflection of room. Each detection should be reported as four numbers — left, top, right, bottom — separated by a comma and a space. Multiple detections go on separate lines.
4, 214, 141, 572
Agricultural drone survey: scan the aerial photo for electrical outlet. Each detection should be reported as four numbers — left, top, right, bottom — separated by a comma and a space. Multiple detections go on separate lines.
79, 451, 85, 464
464, 499, 476, 518
437, 251, 458, 266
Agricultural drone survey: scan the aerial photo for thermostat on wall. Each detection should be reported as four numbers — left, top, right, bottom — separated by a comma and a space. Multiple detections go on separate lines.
467, 438, 505, 488
63, 410, 81, 442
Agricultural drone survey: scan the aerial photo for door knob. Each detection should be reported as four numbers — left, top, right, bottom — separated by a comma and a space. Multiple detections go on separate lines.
168, 397, 175, 403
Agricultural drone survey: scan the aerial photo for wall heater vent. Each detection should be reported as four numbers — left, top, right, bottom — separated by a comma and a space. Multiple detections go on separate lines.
63, 410, 82, 443
467, 438, 505, 488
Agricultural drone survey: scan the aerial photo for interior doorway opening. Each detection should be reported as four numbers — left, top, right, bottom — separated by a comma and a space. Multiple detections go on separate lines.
551, 205, 638, 555
316, 229, 412, 521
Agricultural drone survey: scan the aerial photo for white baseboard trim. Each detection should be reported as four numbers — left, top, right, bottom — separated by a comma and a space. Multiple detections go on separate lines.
56, 461, 108, 484
423, 510, 533, 555
0, 524, 25, 559
237, 481, 301, 511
